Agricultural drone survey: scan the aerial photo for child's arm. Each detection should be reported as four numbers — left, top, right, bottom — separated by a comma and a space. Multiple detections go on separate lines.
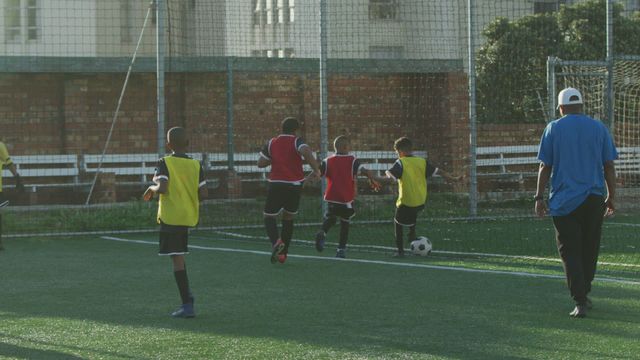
143, 177, 168, 201
257, 155, 271, 168
434, 168, 463, 182
198, 184, 209, 200
360, 168, 382, 191
299, 146, 321, 178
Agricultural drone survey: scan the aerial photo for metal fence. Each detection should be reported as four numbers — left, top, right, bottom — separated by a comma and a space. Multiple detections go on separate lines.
1, 0, 639, 233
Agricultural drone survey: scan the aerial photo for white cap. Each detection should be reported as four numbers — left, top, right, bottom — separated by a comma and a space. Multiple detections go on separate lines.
557, 87, 583, 108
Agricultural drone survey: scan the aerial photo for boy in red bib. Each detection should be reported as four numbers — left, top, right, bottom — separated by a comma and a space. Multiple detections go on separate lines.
258, 117, 321, 264
314, 136, 380, 258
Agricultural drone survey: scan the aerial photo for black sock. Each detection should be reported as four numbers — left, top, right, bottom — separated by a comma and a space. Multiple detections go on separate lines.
338, 220, 349, 249
322, 216, 337, 234
395, 222, 404, 253
264, 217, 279, 245
174, 269, 191, 305
281, 219, 294, 253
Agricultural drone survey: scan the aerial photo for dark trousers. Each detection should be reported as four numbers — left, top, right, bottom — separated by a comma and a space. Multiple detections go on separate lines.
552, 195, 605, 305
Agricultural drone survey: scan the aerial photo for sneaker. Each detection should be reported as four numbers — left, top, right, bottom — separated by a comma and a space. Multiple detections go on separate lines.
335, 248, 346, 258
315, 231, 326, 252
278, 253, 287, 264
271, 239, 285, 264
569, 305, 586, 318
171, 303, 195, 318
392, 251, 405, 258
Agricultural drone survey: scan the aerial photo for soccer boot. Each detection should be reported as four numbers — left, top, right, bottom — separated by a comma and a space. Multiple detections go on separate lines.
335, 248, 346, 258
271, 239, 285, 264
171, 303, 195, 318
569, 305, 586, 318
315, 231, 326, 252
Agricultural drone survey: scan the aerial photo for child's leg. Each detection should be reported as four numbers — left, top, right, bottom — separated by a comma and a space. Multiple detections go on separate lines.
264, 215, 279, 245
322, 215, 337, 234
171, 255, 191, 305
408, 225, 416, 242
281, 212, 295, 253
338, 219, 349, 249
394, 222, 404, 253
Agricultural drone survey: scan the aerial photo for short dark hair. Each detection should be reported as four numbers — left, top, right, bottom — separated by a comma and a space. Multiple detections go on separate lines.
167, 127, 188, 148
282, 117, 300, 134
394, 137, 412, 152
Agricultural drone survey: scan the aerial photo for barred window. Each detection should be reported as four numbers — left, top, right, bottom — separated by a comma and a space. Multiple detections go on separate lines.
369, 0, 398, 20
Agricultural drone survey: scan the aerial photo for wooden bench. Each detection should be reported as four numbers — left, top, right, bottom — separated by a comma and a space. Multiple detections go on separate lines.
1, 154, 83, 191
476, 145, 539, 184
616, 147, 640, 176
476, 145, 640, 184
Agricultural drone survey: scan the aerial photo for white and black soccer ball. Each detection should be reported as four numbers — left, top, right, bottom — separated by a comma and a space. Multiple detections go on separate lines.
410, 236, 432, 256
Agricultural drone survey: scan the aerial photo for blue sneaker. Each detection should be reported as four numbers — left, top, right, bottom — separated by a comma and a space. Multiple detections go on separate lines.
171, 303, 195, 318
315, 231, 326, 252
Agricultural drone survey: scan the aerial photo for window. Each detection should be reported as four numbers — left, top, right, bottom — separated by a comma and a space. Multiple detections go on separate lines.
120, 0, 132, 43
4, 0, 21, 42
284, 48, 294, 58
369, 46, 404, 59
369, 0, 398, 20
277, 0, 287, 24
4, 0, 39, 43
289, 0, 294, 23
266, 0, 273, 25
534, 0, 566, 14
252, 0, 262, 26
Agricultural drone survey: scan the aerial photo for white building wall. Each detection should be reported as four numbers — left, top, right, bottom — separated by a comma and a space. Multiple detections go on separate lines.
0, 0, 97, 56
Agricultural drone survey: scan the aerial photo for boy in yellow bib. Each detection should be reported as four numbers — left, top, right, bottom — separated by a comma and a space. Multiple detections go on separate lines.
385, 137, 459, 257
0, 140, 23, 251
143, 127, 208, 318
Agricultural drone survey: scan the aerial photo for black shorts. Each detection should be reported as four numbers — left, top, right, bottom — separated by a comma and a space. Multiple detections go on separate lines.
159, 222, 189, 256
264, 182, 302, 216
325, 202, 356, 222
394, 204, 425, 226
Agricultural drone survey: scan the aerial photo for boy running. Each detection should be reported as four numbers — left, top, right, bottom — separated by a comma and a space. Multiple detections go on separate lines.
143, 127, 208, 318
385, 137, 459, 257
0, 140, 23, 251
257, 117, 321, 264
314, 135, 381, 258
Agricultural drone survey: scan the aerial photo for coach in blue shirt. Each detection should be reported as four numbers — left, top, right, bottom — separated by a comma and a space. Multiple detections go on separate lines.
534, 87, 617, 318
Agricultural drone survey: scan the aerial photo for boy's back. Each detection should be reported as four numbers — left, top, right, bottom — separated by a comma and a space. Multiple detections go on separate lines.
156, 154, 204, 227
387, 156, 436, 207
323, 153, 360, 205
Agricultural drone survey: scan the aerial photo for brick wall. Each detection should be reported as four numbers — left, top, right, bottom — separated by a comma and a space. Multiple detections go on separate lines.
0, 71, 470, 162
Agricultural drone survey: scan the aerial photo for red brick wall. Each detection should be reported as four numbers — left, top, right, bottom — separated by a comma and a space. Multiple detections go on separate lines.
0, 72, 470, 176
478, 123, 545, 147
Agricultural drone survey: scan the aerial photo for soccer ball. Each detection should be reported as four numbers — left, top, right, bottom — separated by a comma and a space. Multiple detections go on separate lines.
410, 237, 432, 256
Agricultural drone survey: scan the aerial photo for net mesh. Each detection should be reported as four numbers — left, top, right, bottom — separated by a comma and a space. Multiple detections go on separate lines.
0, 0, 639, 279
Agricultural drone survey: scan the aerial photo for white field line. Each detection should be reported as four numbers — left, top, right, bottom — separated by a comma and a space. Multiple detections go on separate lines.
100, 236, 640, 286
206, 231, 640, 269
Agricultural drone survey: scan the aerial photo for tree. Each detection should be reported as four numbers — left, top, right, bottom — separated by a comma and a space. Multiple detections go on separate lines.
476, 0, 640, 123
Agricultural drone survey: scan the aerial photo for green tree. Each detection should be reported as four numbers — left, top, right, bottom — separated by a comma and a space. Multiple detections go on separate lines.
476, 0, 640, 124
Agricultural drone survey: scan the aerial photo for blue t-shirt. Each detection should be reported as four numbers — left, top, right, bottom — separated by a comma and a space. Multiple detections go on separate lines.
537, 114, 618, 216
